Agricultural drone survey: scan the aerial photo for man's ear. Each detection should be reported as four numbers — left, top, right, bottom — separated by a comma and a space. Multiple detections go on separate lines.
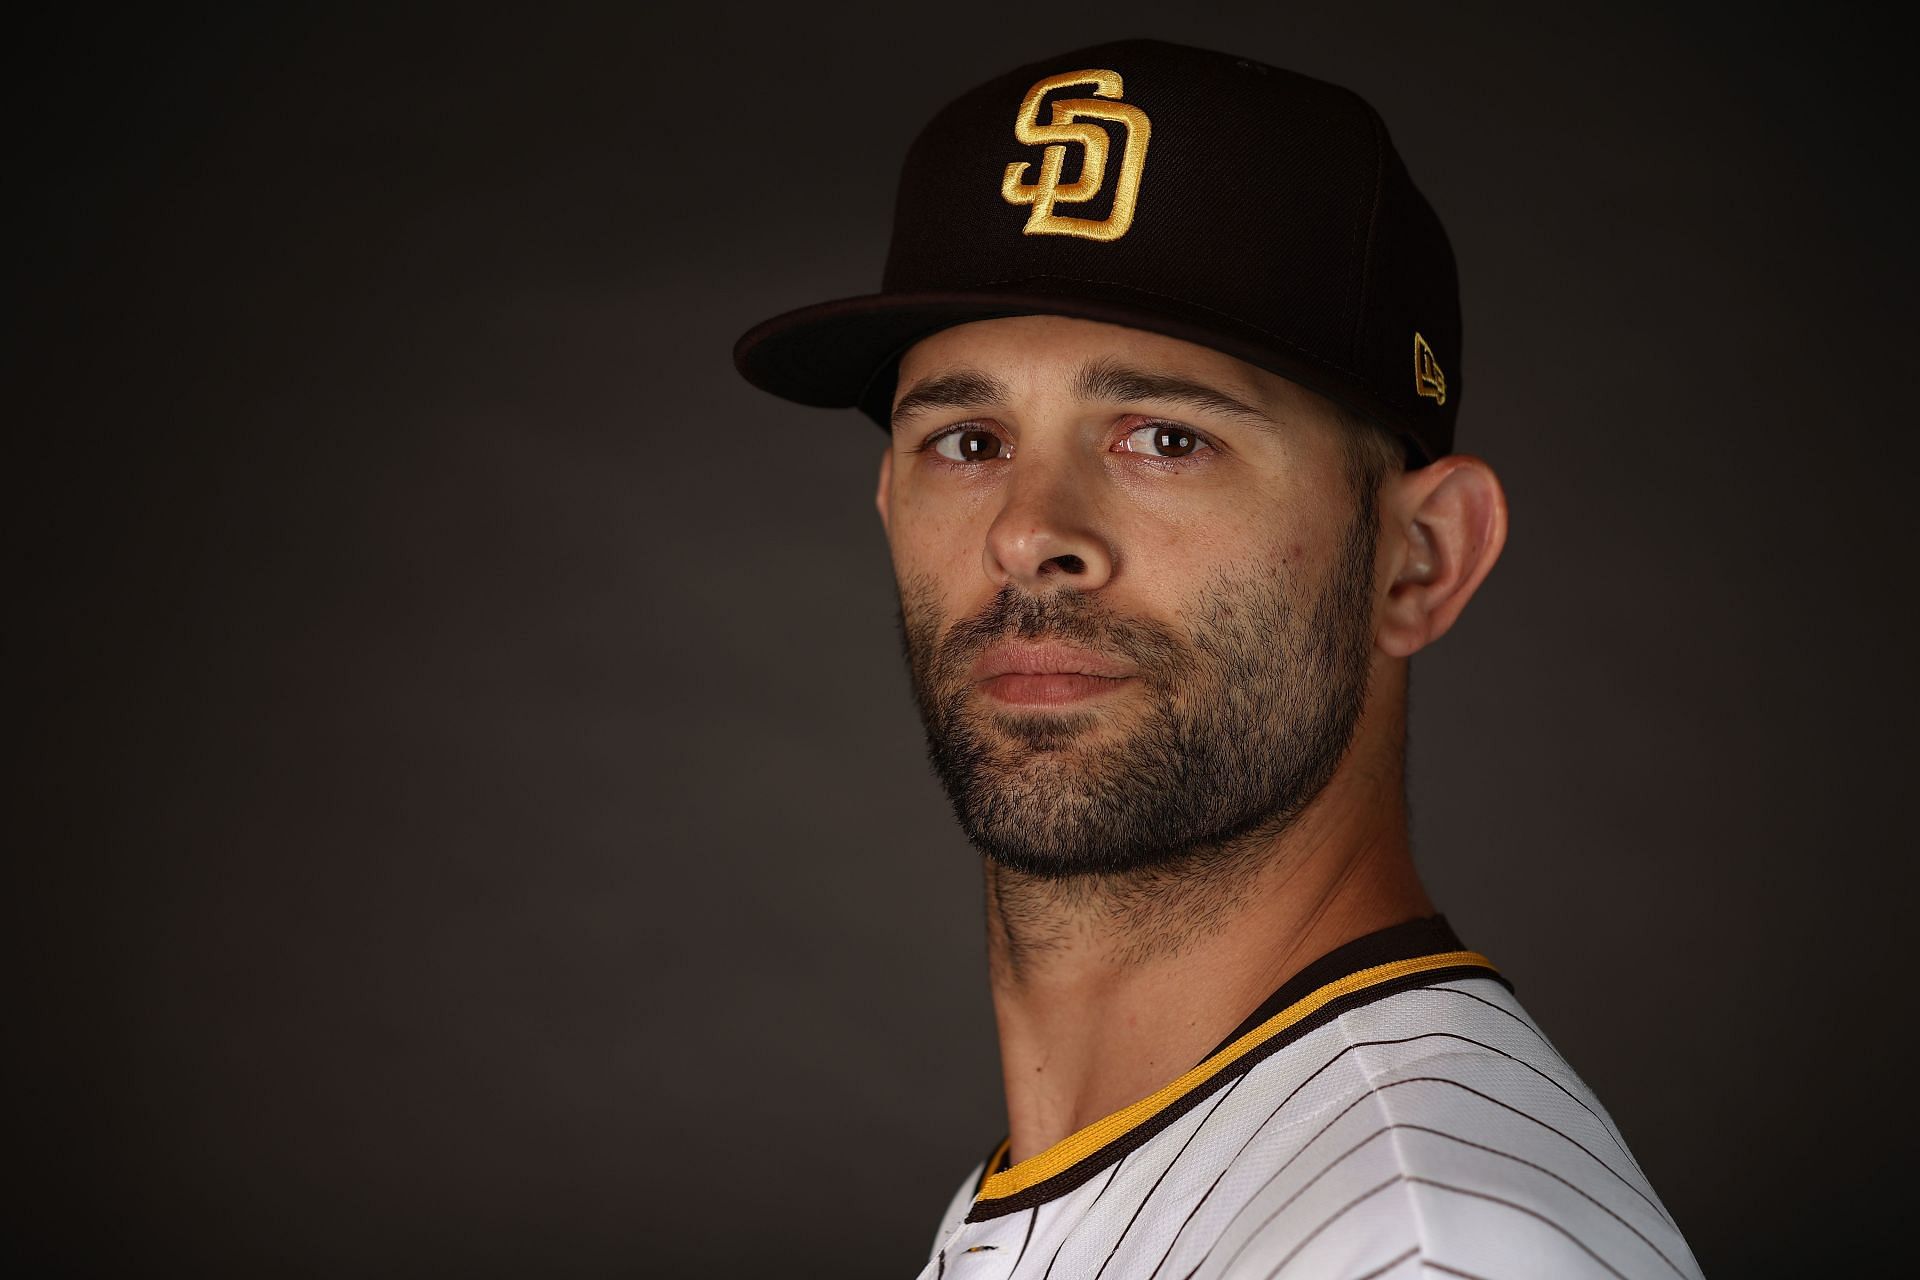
874, 444, 894, 539
1375, 454, 1508, 658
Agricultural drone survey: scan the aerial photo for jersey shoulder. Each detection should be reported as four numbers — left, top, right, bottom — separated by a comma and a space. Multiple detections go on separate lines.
919, 975, 1702, 1280
1203, 977, 1702, 1279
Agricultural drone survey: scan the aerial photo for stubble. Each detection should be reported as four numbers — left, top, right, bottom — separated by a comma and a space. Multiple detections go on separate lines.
896, 493, 1380, 904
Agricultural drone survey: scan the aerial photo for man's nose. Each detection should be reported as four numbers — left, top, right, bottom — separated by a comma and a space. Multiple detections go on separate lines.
981, 450, 1115, 593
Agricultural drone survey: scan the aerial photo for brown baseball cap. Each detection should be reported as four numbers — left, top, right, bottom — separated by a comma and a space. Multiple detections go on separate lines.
732, 37, 1461, 463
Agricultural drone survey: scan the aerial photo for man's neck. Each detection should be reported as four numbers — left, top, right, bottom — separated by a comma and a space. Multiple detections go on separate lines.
984, 760, 1431, 1165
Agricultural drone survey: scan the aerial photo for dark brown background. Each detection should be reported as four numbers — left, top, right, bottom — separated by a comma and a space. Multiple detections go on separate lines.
11, 3, 1912, 1275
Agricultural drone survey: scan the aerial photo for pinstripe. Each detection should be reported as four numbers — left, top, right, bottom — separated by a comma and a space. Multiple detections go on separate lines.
1213, 1122, 1687, 1279
1239, 1174, 1631, 1280
1353, 1246, 1421, 1279
1007, 1209, 1037, 1275
1092, 1071, 1251, 1280
1276, 1073, 1671, 1228
1150, 1031, 1669, 1277
1416, 984, 1651, 1184
1039, 1158, 1124, 1280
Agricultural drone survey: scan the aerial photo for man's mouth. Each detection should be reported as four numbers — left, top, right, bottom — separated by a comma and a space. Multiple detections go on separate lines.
969, 641, 1137, 707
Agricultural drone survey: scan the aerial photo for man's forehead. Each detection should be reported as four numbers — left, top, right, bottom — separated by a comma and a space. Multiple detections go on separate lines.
892, 314, 1313, 425
901, 315, 1253, 382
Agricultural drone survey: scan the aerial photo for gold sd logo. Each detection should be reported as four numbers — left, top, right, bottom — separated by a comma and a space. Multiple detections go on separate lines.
1001, 69, 1151, 242
1413, 332, 1447, 405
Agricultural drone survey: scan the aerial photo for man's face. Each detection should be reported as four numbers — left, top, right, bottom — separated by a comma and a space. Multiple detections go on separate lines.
878, 315, 1384, 879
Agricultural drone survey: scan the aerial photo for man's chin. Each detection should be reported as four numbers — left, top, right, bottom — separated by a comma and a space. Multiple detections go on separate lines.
964, 830, 1224, 881
976, 708, 1110, 754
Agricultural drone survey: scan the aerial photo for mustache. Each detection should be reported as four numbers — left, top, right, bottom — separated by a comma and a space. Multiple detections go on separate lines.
936, 584, 1184, 682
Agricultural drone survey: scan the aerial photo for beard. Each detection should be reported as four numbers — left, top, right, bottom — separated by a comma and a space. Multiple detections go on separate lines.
896, 494, 1379, 880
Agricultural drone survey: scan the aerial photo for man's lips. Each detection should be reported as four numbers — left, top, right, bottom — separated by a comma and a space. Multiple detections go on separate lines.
969, 642, 1137, 706
969, 641, 1137, 682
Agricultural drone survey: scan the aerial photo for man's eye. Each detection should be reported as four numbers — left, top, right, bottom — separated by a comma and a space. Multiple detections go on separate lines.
1122, 422, 1209, 459
932, 427, 1008, 462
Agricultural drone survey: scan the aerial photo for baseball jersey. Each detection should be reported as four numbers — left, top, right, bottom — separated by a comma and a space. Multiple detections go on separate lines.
919, 917, 1701, 1279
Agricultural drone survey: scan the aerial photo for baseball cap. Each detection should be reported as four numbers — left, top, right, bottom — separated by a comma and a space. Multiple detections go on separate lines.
732, 37, 1461, 464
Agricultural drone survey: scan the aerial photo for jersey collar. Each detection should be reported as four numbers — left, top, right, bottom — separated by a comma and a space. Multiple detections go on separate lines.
967, 914, 1505, 1221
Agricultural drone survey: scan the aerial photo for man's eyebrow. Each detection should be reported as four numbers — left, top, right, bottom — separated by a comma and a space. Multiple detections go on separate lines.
890, 368, 1009, 431
1071, 357, 1275, 428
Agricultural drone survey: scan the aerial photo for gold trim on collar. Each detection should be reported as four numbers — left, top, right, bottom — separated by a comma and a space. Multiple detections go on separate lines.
976, 949, 1495, 1203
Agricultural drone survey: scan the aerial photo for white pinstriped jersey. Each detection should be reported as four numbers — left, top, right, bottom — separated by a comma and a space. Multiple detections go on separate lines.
919, 918, 1700, 1280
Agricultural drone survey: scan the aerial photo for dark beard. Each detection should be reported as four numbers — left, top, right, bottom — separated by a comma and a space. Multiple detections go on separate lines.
896, 492, 1380, 879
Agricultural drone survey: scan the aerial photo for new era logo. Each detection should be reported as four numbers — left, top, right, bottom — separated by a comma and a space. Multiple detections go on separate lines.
1414, 332, 1447, 405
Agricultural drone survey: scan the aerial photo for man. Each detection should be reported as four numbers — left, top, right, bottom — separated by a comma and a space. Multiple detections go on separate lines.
734, 38, 1701, 1279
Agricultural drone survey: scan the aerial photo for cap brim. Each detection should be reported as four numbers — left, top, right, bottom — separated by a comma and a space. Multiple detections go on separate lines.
733, 277, 1429, 458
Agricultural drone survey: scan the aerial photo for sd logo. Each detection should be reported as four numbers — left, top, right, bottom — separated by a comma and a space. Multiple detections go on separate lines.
1001, 69, 1151, 243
